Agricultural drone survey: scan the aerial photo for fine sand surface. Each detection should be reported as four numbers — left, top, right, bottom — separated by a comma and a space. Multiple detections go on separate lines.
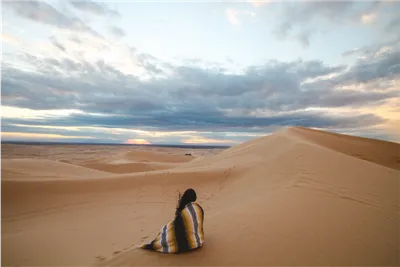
1, 127, 399, 266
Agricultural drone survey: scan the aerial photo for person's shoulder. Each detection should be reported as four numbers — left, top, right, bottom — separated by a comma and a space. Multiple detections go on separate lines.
184, 202, 202, 209
182, 202, 204, 219
191, 202, 204, 211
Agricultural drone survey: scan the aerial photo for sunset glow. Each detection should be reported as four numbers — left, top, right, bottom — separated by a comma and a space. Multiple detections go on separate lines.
125, 139, 151, 145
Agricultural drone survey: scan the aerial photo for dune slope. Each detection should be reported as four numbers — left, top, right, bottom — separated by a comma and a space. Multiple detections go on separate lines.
1, 127, 399, 266
1, 158, 111, 180
81, 162, 179, 174
119, 150, 194, 163
290, 126, 400, 170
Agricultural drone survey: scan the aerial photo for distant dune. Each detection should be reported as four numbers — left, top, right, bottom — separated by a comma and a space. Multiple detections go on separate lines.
79, 149, 193, 173
117, 150, 195, 163
1, 159, 111, 180
81, 162, 180, 174
1, 127, 399, 266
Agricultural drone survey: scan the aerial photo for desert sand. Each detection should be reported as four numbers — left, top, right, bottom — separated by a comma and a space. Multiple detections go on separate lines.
1, 127, 399, 266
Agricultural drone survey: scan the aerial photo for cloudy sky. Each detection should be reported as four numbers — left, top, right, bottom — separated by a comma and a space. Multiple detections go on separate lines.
1, 0, 399, 145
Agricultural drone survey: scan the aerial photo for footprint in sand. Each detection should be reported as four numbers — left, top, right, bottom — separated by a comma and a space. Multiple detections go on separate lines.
96, 256, 106, 261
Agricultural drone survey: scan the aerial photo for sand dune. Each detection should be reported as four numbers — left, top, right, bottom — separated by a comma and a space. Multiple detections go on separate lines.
81, 162, 179, 174
1, 127, 399, 266
290, 126, 400, 170
78, 149, 193, 173
1, 158, 111, 180
117, 150, 194, 163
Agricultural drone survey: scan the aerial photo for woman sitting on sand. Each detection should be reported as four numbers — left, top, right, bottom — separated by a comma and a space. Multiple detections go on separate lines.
139, 188, 204, 254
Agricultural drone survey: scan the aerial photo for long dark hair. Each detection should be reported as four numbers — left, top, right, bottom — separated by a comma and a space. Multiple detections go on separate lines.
175, 188, 197, 217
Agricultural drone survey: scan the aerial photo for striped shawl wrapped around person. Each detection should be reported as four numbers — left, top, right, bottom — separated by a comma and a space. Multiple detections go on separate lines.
139, 189, 204, 254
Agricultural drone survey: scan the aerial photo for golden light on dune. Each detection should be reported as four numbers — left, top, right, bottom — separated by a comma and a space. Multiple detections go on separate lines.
125, 139, 151, 145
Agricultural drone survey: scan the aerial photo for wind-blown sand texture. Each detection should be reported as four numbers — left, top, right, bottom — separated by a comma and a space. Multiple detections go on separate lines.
1, 127, 399, 266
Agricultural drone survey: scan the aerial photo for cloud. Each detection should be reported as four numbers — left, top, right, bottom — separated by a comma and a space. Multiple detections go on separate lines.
1, 131, 94, 140
333, 49, 400, 85
68, 0, 120, 17
49, 36, 66, 52
135, 52, 165, 76
274, 1, 355, 40
2, 32, 399, 142
225, 9, 241, 26
341, 32, 400, 63
385, 12, 400, 33
2, 33, 19, 45
109, 26, 125, 38
272, 2, 392, 47
1, 109, 393, 144
273, 22, 293, 40
248, 1, 269, 8
0, 109, 386, 137
69, 35, 82, 44
225, 8, 257, 26
342, 48, 361, 57
244, 11, 256, 17
296, 29, 313, 48
3, 47, 398, 116
291, 2, 357, 24
3, 1, 102, 38
361, 13, 377, 24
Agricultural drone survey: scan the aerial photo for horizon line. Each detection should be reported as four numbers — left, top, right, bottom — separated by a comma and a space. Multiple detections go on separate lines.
0, 140, 232, 149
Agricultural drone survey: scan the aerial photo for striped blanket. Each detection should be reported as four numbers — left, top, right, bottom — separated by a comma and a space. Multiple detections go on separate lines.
139, 202, 204, 253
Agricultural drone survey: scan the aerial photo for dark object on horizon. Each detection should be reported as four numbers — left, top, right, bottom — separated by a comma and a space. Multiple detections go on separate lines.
185, 153, 192, 156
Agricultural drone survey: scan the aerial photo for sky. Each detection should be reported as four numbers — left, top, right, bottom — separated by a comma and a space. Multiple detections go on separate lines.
1, 0, 400, 145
